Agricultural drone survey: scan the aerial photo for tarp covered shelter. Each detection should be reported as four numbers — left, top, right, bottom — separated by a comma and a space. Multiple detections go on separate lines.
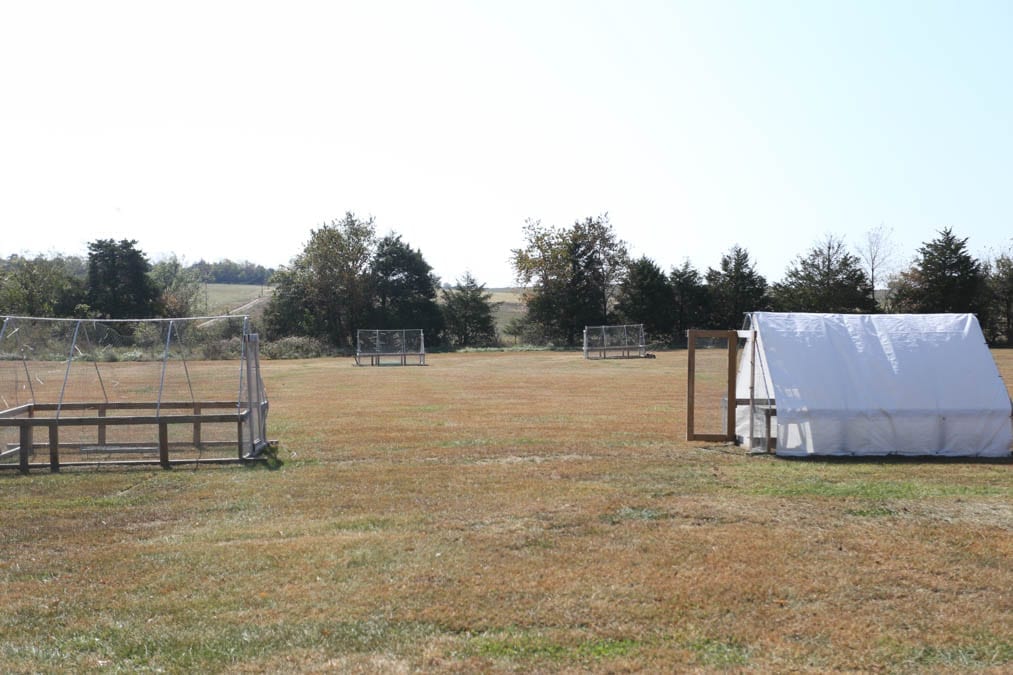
736, 312, 1012, 457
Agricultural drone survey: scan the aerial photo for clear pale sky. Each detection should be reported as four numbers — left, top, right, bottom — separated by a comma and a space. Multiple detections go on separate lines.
2, 1, 1011, 287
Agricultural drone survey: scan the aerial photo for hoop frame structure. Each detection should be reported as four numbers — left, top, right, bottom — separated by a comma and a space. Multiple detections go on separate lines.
582, 324, 646, 359
0, 315, 270, 473
355, 329, 426, 366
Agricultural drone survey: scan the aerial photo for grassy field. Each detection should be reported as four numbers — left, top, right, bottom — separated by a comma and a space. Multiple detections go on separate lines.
486, 288, 525, 343
1, 350, 1010, 672
204, 284, 525, 340
204, 283, 273, 318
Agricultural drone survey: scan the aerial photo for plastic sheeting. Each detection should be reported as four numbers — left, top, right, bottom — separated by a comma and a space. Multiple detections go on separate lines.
738, 313, 1013, 457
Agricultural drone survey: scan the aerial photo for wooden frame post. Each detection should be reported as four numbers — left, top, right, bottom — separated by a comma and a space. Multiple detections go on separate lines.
98, 405, 107, 446
158, 422, 169, 468
193, 402, 202, 446
19, 422, 32, 475
48, 422, 60, 472
686, 329, 739, 443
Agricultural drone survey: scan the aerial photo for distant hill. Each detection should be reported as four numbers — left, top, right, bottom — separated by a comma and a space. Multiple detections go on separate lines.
204, 283, 273, 319
208, 284, 526, 337
487, 288, 525, 342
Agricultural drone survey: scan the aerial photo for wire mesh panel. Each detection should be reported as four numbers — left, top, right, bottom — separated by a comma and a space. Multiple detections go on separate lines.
582, 324, 646, 359
355, 329, 426, 366
0, 315, 269, 472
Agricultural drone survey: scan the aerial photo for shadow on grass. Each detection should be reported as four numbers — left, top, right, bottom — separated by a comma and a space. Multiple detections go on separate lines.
0, 444, 285, 478
244, 443, 284, 470
777, 454, 1012, 466
696, 443, 1012, 465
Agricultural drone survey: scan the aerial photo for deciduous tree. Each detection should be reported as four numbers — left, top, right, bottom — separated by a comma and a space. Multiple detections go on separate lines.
0, 254, 83, 317
986, 246, 1013, 345
856, 223, 897, 304
263, 213, 375, 347
190, 259, 274, 285
151, 256, 206, 318
511, 214, 628, 345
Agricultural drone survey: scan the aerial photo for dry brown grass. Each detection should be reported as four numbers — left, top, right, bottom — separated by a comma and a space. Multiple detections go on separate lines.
1, 349, 1010, 672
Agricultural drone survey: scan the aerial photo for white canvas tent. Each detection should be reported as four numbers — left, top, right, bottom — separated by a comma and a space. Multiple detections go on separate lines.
736, 312, 1012, 457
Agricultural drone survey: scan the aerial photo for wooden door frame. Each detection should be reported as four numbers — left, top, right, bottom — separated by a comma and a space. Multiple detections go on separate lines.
686, 330, 738, 442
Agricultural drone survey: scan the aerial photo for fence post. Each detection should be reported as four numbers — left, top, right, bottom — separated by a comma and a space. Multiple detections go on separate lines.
193, 402, 202, 446
98, 405, 107, 446
19, 422, 32, 475
159, 422, 169, 468
237, 417, 246, 459
48, 422, 59, 472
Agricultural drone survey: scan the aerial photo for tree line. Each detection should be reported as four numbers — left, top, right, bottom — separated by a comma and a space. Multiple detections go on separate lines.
261, 213, 497, 350
3, 214, 1012, 349
262, 212, 1012, 349
0, 241, 273, 319
509, 217, 1011, 346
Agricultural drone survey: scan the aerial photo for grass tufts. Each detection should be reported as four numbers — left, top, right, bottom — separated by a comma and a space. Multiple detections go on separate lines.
1, 349, 1010, 672
600, 506, 667, 524
687, 637, 752, 667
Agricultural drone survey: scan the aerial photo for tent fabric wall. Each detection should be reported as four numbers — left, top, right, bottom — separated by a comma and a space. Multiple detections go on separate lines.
737, 312, 1013, 457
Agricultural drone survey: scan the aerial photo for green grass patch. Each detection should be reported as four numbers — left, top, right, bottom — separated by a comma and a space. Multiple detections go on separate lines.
600, 506, 667, 524
755, 476, 1004, 499
471, 633, 567, 660
329, 517, 396, 532
687, 637, 751, 667
0, 618, 438, 672
878, 634, 1012, 669
204, 283, 272, 315
468, 630, 642, 662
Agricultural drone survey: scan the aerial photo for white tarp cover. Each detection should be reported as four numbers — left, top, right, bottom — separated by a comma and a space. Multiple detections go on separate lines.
739, 312, 1012, 457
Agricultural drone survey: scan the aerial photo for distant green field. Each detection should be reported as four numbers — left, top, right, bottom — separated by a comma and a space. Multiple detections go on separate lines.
487, 288, 525, 341
202, 284, 527, 337
204, 283, 273, 316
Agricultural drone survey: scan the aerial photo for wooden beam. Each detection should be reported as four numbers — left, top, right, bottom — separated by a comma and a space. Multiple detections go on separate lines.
158, 422, 169, 468
726, 336, 738, 442
48, 422, 59, 472
19, 423, 32, 475
686, 332, 696, 441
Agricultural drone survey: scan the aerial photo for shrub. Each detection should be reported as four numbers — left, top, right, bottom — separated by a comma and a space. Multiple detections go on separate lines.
262, 336, 336, 359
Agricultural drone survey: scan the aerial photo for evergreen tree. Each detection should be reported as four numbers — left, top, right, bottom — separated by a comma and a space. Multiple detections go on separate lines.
771, 235, 876, 313
888, 228, 988, 317
705, 245, 769, 329
369, 234, 444, 342
86, 239, 160, 319
441, 272, 501, 348
614, 256, 674, 341
670, 260, 709, 346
